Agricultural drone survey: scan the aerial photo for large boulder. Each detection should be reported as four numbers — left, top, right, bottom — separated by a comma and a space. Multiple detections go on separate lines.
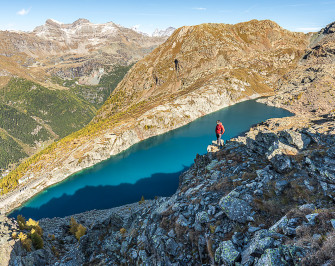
279, 130, 311, 150
256, 245, 306, 266
219, 192, 253, 223
215, 240, 240, 265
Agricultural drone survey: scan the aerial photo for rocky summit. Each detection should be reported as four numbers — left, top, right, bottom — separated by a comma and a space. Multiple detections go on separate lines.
1, 20, 335, 265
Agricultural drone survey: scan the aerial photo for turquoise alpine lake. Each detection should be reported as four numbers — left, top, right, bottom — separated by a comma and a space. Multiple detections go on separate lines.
10, 100, 293, 220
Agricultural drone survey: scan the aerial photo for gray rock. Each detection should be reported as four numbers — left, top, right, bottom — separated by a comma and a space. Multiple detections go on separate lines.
231, 232, 244, 247
254, 189, 263, 196
215, 240, 240, 265
280, 130, 311, 150
312, 234, 322, 241
305, 213, 319, 225
275, 180, 290, 194
194, 222, 203, 232
270, 154, 292, 174
248, 227, 261, 233
206, 160, 218, 171
241, 230, 278, 264
282, 226, 296, 236
270, 216, 288, 233
219, 193, 252, 223
330, 219, 335, 229
196, 211, 209, 224
64, 235, 76, 244
256, 248, 285, 266
166, 238, 180, 256
256, 245, 306, 266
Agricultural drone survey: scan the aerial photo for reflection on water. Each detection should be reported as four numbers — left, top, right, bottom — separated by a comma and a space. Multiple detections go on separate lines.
10, 100, 292, 219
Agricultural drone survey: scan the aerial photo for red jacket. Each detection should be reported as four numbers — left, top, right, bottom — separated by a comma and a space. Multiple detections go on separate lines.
215, 123, 225, 134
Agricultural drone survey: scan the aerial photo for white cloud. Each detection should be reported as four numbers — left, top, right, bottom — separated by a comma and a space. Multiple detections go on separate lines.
192, 7, 207, 11
17, 8, 31, 16
296, 27, 322, 33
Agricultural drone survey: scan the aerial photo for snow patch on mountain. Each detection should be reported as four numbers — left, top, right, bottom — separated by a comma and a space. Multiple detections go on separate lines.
152, 27, 176, 37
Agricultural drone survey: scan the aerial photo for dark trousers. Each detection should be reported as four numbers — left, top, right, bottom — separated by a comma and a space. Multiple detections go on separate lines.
216, 133, 222, 145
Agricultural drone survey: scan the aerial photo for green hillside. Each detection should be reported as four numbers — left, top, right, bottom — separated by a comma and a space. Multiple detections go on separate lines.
0, 131, 27, 173
2, 78, 97, 138
0, 64, 131, 177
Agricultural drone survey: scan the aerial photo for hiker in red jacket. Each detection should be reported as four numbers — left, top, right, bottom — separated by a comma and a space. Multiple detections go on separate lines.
215, 120, 225, 146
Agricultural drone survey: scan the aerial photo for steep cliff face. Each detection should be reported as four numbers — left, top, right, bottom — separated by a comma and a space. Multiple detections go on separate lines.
0, 20, 310, 211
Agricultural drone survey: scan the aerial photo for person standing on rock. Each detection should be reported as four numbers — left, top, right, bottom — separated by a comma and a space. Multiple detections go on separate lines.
215, 120, 225, 146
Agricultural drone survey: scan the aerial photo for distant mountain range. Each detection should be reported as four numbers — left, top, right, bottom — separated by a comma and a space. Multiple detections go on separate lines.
131, 25, 177, 37
0, 19, 173, 174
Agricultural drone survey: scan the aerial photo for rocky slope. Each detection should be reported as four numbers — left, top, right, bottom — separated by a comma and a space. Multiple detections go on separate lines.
1, 20, 335, 265
1, 111, 335, 265
258, 22, 335, 116
0, 19, 310, 211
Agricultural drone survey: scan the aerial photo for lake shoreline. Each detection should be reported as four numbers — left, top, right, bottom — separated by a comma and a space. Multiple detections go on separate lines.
1, 92, 283, 216
6, 94, 294, 219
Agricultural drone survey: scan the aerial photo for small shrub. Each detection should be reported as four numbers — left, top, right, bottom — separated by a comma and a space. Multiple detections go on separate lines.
69, 217, 86, 241
75, 224, 87, 240
69, 217, 79, 235
120, 228, 127, 235
12, 232, 18, 239
139, 195, 145, 205
209, 225, 216, 234
18, 232, 32, 251
26, 218, 43, 235
17, 215, 26, 230
51, 246, 60, 258
30, 229, 44, 249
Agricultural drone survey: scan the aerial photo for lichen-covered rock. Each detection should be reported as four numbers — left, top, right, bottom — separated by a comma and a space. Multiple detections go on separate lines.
256, 245, 305, 266
219, 192, 252, 223
241, 229, 283, 264
195, 211, 209, 224
215, 240, 240, 265
269, 154, 293, 174
270, 216, 288, 233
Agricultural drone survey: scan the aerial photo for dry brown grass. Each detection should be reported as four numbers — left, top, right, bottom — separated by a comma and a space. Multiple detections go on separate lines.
301, 232, 335, 265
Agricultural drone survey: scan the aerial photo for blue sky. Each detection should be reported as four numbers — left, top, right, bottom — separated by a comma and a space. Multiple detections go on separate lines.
1, 0, 334, 34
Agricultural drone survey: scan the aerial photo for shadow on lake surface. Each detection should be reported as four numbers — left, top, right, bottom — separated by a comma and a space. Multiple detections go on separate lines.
10, 167, 186, 220
9, 100, 293, 220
